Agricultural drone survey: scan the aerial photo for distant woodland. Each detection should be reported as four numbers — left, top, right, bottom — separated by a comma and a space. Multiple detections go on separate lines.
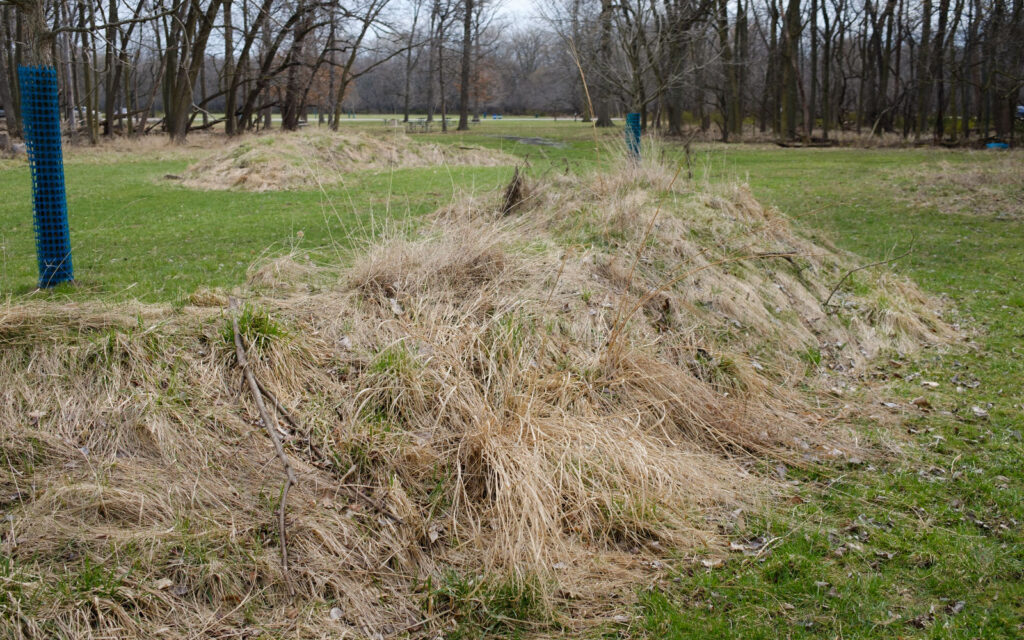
1, 0, 1022, 142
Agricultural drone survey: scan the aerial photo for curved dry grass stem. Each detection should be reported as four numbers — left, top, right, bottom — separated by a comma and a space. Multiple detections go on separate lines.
566, 38, 601, 162
823, 240, 916, 309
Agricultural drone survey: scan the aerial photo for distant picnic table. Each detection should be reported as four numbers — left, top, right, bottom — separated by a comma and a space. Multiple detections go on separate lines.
403, 117, 455, 133
405, 119, 431, 133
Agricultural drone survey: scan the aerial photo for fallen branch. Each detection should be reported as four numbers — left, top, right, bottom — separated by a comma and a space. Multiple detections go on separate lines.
229, 298, 297, 595
823, 242, 915, 309
256, 380, 339, 475
144, 117, 165, 134
753, 250, 801, 266
254, 377, 300, 432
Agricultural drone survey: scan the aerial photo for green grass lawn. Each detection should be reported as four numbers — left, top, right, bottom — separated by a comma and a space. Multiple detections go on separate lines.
1, 123, 1021, 637
0, 154, 515, 301
630, 147, 1024, 639
0, 119, 612, 301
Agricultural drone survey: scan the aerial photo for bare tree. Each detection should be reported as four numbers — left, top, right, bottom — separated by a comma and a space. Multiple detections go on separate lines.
456, 0, 471, 128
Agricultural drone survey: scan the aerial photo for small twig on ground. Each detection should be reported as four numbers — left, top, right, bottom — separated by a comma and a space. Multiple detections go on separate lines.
229, 298, 298, 596
753, 251, 800, 265
337, 463, 358, 484
254, 377, 300, 431
823, 241, 915, 309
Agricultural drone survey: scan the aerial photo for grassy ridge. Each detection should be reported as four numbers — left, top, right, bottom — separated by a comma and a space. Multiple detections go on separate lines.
1, 123, 1020, 637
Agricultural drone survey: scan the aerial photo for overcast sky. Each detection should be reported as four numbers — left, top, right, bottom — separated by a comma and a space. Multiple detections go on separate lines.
497, 0, 540, 20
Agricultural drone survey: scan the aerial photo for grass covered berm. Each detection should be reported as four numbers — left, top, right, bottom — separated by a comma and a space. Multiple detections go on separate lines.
1, 125, 1022, 638
180, 129, 516, 192
0, 149, 956, 638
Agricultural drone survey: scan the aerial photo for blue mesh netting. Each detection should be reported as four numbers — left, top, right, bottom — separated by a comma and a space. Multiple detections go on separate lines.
625, 112, 641, 160
18, 65, 73, 287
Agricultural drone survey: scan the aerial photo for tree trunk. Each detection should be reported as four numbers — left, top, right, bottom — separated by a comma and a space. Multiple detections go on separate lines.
103, 0, 118, 136
595, 0, 615, 127
59, 0, 77, 134
164, 0, 223, 143
425, 1, 438, 122
820, 0, 832, 139
224, 0, 236, 135
780, 0, 801, 139
0, 6, 19, 138
768, 1, 780, 133
809, 0, 818, 137
915, 0, 932, 138
402, 3, 420, 122
962, 0, 980, 138
932, 0, 951, 139
715, 0, 737, 139
18, 0, 54, 65
457, 0, 472, 130
123, 51, 133, 135
874, 0, 897, 134
735, 0, 748, 136
281, 3, 309, 131
199, 57, 209, 127
438, 34, 448, 132
471, 8, 481, 123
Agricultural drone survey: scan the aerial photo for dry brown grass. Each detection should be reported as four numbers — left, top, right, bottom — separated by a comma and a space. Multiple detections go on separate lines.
178, 129, 516, 191
0, 158, 952, 638
675, 124, 970, 149
247, 252, 321, 292
59, 132, 220, 164
892, 152, 1024, 219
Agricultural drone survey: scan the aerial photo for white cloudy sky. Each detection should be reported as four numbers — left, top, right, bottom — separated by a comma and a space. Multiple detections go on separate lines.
496, 0, 542, 19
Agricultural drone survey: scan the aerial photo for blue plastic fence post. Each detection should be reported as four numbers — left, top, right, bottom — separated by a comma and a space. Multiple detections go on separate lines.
625, 112, 641, 161
18, 65, 73, 288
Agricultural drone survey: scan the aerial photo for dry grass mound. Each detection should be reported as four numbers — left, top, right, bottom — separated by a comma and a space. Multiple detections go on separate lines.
179, 129, 516, 191
893, 152, 1024, 219
66, 132, 224, 164
0, 159, 952, 638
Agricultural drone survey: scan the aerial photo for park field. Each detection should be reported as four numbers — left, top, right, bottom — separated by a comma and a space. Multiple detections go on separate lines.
1, 121, 1022, 638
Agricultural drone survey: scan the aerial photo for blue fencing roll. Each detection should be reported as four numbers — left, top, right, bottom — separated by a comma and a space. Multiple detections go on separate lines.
625, 112, 641, 160
18, 65, 73, 287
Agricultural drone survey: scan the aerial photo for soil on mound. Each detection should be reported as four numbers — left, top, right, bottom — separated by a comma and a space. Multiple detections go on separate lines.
179, 129, 516, 191
1, 160, 953, 639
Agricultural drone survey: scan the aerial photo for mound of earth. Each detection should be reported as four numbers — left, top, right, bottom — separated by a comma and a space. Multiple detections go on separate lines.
178, 129, 516, 191
1, 159, 952, 638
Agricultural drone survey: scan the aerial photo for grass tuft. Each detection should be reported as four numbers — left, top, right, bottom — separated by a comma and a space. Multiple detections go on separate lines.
222, 302, 286, 352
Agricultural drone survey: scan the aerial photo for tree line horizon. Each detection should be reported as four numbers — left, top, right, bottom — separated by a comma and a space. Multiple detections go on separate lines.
0, 0, 1021, 144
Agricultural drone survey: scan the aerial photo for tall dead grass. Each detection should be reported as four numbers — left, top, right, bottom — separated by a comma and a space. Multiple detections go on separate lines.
179, 129, 516, 191
892, 152, 1024, 219
0, 157, 952, 638
674, 124, 952, 148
